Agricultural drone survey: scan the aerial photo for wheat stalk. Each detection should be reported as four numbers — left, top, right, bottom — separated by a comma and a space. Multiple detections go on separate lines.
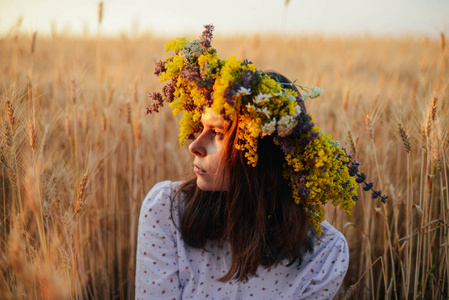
7, 164, 17, 189
346, 129, 357, 159
83, 108, 88, 134
65, 115, 71, 139
133, 115, 141, 146
106, 87, 114, 106
98, 2, 104, 26
425, 96, 438, 163
75, 172, 88, 215
5, 99, 15, 130
73, 171, 88, 297
4, 120, 12, 148
31, 32, 37, 55
24, 169, 39, 216
71, 76, 76, 104
27, 80, 33, 103
426, 96, 438, 138
342, 87, 349, 113
430, 96, 437, 123
398, 122, 411, 154
365, 114, 374, 141
124, 102, 131, 125
101, 112, 107, 132
133, 78, 138, 103
0, 142, 8, 169
27, 121, 37, 154
441, 33, 445, 52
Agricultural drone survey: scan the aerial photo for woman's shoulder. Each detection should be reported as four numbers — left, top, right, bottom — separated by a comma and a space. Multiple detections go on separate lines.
312, 221, 348, 257
302, 220, 349, 278
139, 181, 184, 221
138, 181, 184, 239
145, 180, 183, 197
142, 180, 183, 205
287, 221, 348, 298
319, 221, 347, 243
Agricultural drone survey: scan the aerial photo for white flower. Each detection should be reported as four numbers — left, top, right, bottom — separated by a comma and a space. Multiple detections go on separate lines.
236, 87, 251, 97
285, 93, 296, 102
261, 119, 277, 136
310, 87, 323, 98
254, 93, 272, 104
277, 115, 298, 137
303, 86, 323, 100
292, 105, 301, 118
257, 107, 271, 118
246, 103, 255, 111
180, 40, 204, 65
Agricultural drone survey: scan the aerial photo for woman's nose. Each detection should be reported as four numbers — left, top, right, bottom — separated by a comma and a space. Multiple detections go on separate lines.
189, 134, 206, 157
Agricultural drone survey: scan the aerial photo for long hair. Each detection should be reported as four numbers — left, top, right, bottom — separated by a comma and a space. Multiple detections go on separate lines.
174, 72, 316, 282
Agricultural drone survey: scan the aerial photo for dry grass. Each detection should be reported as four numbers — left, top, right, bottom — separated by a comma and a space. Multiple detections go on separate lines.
0, 29, 448, 299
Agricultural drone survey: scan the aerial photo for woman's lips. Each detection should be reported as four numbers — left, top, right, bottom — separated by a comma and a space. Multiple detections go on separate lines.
193, 164, 207, 175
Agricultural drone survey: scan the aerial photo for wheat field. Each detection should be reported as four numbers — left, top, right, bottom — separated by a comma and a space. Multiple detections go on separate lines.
0, 29, 448, 299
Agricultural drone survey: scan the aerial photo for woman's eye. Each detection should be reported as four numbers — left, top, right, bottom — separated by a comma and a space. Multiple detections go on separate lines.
211, 129, 224, 139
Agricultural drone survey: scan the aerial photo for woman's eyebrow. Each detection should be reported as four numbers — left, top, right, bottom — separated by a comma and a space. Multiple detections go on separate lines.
202, 120, 224, 129
211, 123, 224, 130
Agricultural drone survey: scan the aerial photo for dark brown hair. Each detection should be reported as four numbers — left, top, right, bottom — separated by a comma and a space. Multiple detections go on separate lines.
173, 72, 316, 282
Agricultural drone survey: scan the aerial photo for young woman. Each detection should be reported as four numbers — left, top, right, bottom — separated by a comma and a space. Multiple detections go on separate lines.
136, 25, 384, 299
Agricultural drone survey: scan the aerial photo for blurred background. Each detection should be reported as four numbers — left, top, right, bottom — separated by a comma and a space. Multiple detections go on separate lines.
0, 1, 448, 299
1, 0, 448, 37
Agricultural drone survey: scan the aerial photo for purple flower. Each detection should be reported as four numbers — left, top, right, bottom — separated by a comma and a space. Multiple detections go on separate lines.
242, 59, 252, 66
203, 90, 213, 105
200, 24, 215, 49
292, 114, 313, 137
308, 131, 320, 143
283, 142, 294, 154
162, 79, 176, 103
363, 181, 374, 191
295, 174, 307, 184
371, 190, 382, 199
149, 92, 163, 103
224, 82, 242, 106
181, 66, 201, 83
355, 172, 366, 183
297, 185, 310, 198
348, 161, 361, 177
241, 69, 254, 88
183, 103, 195, 112
145, 102, 160, 114
154, 61, 166, 77
197, 78, 213, 89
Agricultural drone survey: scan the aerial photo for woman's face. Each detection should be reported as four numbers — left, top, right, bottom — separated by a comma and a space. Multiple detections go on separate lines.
189, 108, 230, 191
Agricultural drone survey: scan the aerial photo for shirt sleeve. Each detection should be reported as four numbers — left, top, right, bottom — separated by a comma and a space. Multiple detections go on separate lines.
135, 181, 182, 300
300, 228, 349, 300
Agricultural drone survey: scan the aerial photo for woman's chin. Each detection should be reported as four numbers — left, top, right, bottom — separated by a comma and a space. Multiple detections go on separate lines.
196, 178, 228, 192
196, 179, 213, 191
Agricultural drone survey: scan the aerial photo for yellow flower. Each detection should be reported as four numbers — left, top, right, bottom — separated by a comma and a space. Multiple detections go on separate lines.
165, 37, 189, 52
152, 29, 359, 236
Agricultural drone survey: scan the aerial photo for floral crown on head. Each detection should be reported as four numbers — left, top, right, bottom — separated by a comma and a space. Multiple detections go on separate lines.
147, 24, 387, 235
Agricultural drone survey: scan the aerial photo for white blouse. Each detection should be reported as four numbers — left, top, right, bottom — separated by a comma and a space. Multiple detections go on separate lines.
135, 181, 349, 300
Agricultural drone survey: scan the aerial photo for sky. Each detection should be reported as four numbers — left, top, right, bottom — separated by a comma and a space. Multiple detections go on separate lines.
0, 0, 448, 38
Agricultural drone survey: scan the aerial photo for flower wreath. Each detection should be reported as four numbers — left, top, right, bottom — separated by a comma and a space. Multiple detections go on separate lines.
147, 24, 387, 235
